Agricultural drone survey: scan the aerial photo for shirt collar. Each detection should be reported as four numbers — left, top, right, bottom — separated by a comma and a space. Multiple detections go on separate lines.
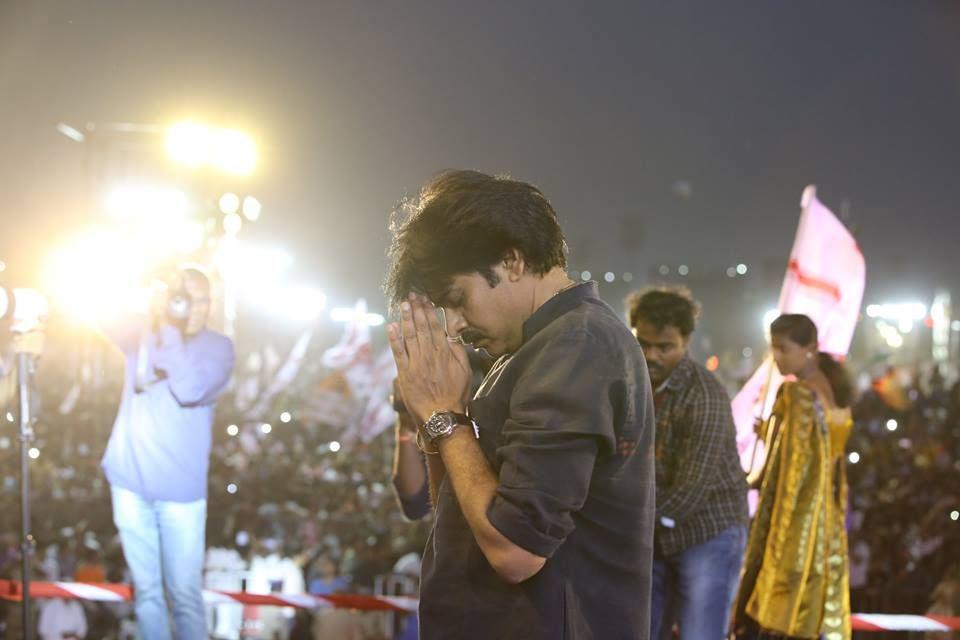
521, 281, 599, 345
664, 356, 695, 392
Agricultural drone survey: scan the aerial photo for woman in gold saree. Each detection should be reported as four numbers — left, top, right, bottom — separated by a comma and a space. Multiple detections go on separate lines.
733, 314, 853, 640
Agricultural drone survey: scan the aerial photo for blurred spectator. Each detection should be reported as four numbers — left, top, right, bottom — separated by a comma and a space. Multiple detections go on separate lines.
245, 536, 306, 640
37, 597, 87, 640
73, 547, 105, 584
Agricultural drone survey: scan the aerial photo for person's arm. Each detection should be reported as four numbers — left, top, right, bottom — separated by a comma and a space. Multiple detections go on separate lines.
424, 451, 446, 508
437, 427, 545, 584
392, 410, 426, 497
152, 326, 235, 406
392, 410, 433, 520
655, 384, 739, 523
388, 296, 546, 583
388, 296, 616, 584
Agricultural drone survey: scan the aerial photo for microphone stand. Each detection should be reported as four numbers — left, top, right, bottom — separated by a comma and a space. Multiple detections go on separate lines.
14, 332, 42, 640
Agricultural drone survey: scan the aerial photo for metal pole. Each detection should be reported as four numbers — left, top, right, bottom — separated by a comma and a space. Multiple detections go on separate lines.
17, 351, 35, 640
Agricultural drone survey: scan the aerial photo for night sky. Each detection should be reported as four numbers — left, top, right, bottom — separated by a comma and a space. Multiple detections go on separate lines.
2, 1, 958, 318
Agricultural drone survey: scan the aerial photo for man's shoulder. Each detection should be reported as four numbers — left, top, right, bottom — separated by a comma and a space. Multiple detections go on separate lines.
538, 297, 635, 350
679, 359, 733, 405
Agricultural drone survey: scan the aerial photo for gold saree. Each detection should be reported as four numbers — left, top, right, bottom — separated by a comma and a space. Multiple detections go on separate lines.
734, 381, 852, 640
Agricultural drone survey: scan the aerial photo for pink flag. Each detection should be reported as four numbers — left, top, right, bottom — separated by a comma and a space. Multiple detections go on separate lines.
310, 299, 398, 444
734, 186, 865, 474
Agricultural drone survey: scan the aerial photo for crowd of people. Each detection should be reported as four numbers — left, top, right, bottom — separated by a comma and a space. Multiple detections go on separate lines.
0, 323, 429, 639
0, 167, 958, 640
0, 324, 957, 638
0, 323, 957, 639
845, 367, 960, 622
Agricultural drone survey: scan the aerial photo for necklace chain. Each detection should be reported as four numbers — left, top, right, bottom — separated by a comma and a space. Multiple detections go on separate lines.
549, 280, 578, 301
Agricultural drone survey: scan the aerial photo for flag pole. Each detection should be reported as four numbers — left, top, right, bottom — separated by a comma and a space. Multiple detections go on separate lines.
745, 356, 777, 485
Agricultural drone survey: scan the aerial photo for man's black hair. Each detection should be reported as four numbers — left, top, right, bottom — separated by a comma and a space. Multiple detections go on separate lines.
384, 169, 568, 308
625, 286, 700, 337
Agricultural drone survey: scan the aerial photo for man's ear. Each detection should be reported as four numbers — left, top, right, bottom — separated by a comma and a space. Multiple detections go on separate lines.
502, 249, 526, 282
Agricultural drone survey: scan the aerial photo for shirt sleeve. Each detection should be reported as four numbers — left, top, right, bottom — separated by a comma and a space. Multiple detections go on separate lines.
655, 381, 736, 523
486, 332, 620, 558
152, 326, 236, 407
394, 456, 432, 521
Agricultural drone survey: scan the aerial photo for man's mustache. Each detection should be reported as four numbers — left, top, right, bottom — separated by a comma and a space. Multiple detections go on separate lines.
460, 330, 485, 346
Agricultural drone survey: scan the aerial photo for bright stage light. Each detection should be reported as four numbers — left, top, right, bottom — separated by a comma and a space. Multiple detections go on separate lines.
848, 452, 860, 464
280, 411, 292, 424
242, 196, 262, 221
44, 228, 152, 326
166, 122, 257, 175
951, 510, 959, 522
28, 447, 40, 459
223, 213, 244, 235
106, 185, 189, 220
219, 193, 241, 215
330, 307, 384, 326
210, 129, 257, 176
865, 302, 928, 323
214, 242, 292, 284
329, 441, 341, 453
165, 122, 212, 168
1, 288, 49, 334
226, 424, 239, 436
259, 285, 327, 323
886, 419, 898, 432
260, 423, 272, 434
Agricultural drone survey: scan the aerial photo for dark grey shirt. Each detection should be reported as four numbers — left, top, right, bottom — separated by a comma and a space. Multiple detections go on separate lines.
419, 282, 655, 640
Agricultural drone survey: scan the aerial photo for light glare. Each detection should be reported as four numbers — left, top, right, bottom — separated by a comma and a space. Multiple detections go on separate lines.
223, 213, 243, 235
242, 196, 262, 221
219, 193, 241, 215
166, 122, 212, 168
166, 122, 257, 175
106, 185, 189, 220
210, 129, 257, 176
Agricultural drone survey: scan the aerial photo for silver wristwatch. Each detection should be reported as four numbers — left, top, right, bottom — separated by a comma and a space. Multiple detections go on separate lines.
422, 411, 478, 446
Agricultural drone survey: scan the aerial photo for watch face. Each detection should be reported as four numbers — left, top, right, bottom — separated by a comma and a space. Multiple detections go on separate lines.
424, 412, 455, 440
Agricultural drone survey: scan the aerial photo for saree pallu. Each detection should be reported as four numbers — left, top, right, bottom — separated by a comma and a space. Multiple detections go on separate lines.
733, 382, 852, 640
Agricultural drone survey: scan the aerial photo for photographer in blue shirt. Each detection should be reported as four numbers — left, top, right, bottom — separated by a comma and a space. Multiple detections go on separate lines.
101, 267, 235, 640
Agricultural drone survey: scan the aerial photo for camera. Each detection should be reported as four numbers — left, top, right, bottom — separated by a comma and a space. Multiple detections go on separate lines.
166, 283, 192, 327
150, 276, 192, 332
